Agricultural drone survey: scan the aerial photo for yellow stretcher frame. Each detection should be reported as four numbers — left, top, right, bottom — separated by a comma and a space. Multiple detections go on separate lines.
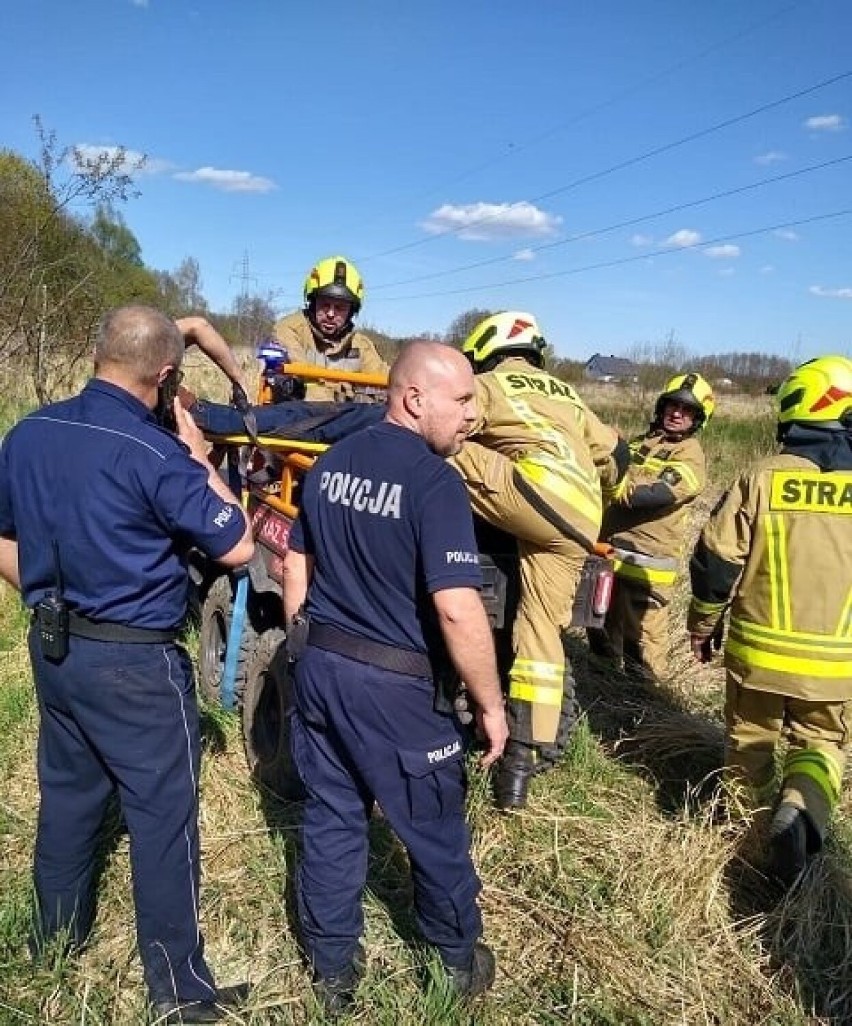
208, 363, 389, 520
255, 361, 389, 404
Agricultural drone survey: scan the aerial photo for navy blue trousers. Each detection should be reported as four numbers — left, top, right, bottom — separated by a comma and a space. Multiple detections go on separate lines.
29, 631, 217, 1004
291, 646, 483, 978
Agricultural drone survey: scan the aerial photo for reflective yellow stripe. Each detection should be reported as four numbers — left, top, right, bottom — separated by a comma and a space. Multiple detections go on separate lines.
509, 658, 564, 706
784, 750, 842, 804
517, 458, 602, 527
691, 597, 726, 617
836, 587, 852, 638
499, 391, 603, 529
726, 637, 852, 678
512, 658, 564, 681
613, 560, 677, 585
732, 618, 852, 653
671, 461, 700, 493
765, 513, 792, 631
508, 682, 565, 706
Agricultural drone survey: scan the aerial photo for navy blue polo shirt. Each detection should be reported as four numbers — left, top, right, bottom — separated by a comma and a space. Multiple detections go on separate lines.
0, 379, 246, 628
290, 420, 482, 653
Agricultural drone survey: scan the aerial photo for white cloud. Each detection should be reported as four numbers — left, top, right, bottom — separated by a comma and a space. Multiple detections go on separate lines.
513, 248, 535, 261
630, 233, 653, 247
172, 166, 276, 193
761, 265, 775, 274
804, 114, 847, 132
71, 143, 169, 175
664, 228, 701, 248
718, 267, 735, 277
130, 0, 149, 7
810, 285, 852, 299
421, 201, 561, 241
705, 244, 741, 259
774, 228, 800, 242
754, 150, 787, 165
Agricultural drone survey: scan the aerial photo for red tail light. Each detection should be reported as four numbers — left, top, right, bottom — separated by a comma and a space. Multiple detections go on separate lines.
592, 568, 614, 615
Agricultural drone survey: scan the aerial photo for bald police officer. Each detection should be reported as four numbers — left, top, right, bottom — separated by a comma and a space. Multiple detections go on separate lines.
0, 306, 254, 1024
282, 340, 508, 1013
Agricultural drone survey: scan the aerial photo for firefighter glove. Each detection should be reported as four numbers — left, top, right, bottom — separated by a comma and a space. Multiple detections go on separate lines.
690, 630, 722, 663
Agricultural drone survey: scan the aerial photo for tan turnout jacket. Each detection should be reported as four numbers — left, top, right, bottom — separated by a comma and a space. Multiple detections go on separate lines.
688, 452, 852, 700
273, 311, 388, 401
468, 357, 620, 549
603, 431, 706, 586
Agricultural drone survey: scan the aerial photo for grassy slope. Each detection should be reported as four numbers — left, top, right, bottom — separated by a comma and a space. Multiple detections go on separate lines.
1, 389, 852, 1024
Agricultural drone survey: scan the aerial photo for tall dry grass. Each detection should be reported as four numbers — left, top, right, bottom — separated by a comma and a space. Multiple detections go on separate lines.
1, 372, 851, 1024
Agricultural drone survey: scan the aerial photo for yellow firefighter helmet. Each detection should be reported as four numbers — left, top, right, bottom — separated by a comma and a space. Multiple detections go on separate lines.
654, 372, 715, 432
461, 311, 547, 371
777, 355, 852, 427
303, 256, 364, 313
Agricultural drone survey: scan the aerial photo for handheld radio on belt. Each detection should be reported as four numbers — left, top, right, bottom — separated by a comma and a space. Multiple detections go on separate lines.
35, 540, 69, 662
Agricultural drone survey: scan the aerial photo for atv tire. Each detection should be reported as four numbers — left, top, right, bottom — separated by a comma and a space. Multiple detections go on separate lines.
198, 575, 257, 706
242, 628, 303, 800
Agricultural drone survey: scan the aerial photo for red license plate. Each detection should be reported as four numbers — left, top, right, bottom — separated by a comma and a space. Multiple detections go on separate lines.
256, 510, 291, 556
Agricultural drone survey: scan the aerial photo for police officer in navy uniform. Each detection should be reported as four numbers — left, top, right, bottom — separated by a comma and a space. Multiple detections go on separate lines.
282, 340, 509, 1013
0, 306, 254, 1024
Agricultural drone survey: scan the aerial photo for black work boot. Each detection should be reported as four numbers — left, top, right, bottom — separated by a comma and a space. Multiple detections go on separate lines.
494, 741, 537, 811
150, 983, 250, 1024
312, 946, 365, 1016
769, 802, 810, 888
444, 942, 496, 998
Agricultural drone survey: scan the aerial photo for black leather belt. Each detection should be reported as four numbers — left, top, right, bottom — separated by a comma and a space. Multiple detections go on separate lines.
307, 621, 432, 678
67, 611, 180, 645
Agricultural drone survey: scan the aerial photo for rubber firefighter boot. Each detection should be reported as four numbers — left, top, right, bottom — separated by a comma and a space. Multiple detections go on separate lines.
494, 741, 537, 811
769, 802, 810, 888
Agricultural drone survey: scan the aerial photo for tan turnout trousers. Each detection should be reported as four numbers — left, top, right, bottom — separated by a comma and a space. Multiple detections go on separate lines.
595, 578, 672, 681
452, 440, 586, 744
725, 670, 852, 838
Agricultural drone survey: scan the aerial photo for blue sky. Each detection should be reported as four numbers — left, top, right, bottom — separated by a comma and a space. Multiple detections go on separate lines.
2, 0, 850, 361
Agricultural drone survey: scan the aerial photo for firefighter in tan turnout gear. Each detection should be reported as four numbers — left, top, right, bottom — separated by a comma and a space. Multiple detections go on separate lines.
688, 355, 852, 886
590, 374, 712, 680
452, 312, 628, 810
274, 256, 388, 400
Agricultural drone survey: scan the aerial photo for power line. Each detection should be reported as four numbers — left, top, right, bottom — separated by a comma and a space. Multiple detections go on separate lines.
371, 208, 852, 303
359, 68, 852, 263
371, 154, 852, 291
229, 251, 259, 344
346, 1, 805, 231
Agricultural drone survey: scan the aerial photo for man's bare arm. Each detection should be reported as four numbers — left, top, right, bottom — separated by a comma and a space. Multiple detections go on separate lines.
0, 536, 20, 590
282, 548, 313, 620
173, 400, 254, 566
433, 586, 508, 767
176, 316, 247, 390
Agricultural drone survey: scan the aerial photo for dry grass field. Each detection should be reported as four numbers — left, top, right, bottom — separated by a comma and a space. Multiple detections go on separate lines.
1, 362, 851, 1025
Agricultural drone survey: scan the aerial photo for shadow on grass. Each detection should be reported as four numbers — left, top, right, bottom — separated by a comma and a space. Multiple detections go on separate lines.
717, 800, 852, 1021
571, 638, 725, 818
575, 634, 852, 1021
254, 766, 425, 975
22, 791, 128, 968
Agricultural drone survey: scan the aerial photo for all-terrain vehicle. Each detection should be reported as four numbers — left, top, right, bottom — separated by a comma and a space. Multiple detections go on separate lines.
193, 360, 614, 797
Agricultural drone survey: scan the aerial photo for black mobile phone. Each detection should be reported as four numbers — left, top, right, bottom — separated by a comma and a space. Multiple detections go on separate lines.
154, 368, 181, 431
